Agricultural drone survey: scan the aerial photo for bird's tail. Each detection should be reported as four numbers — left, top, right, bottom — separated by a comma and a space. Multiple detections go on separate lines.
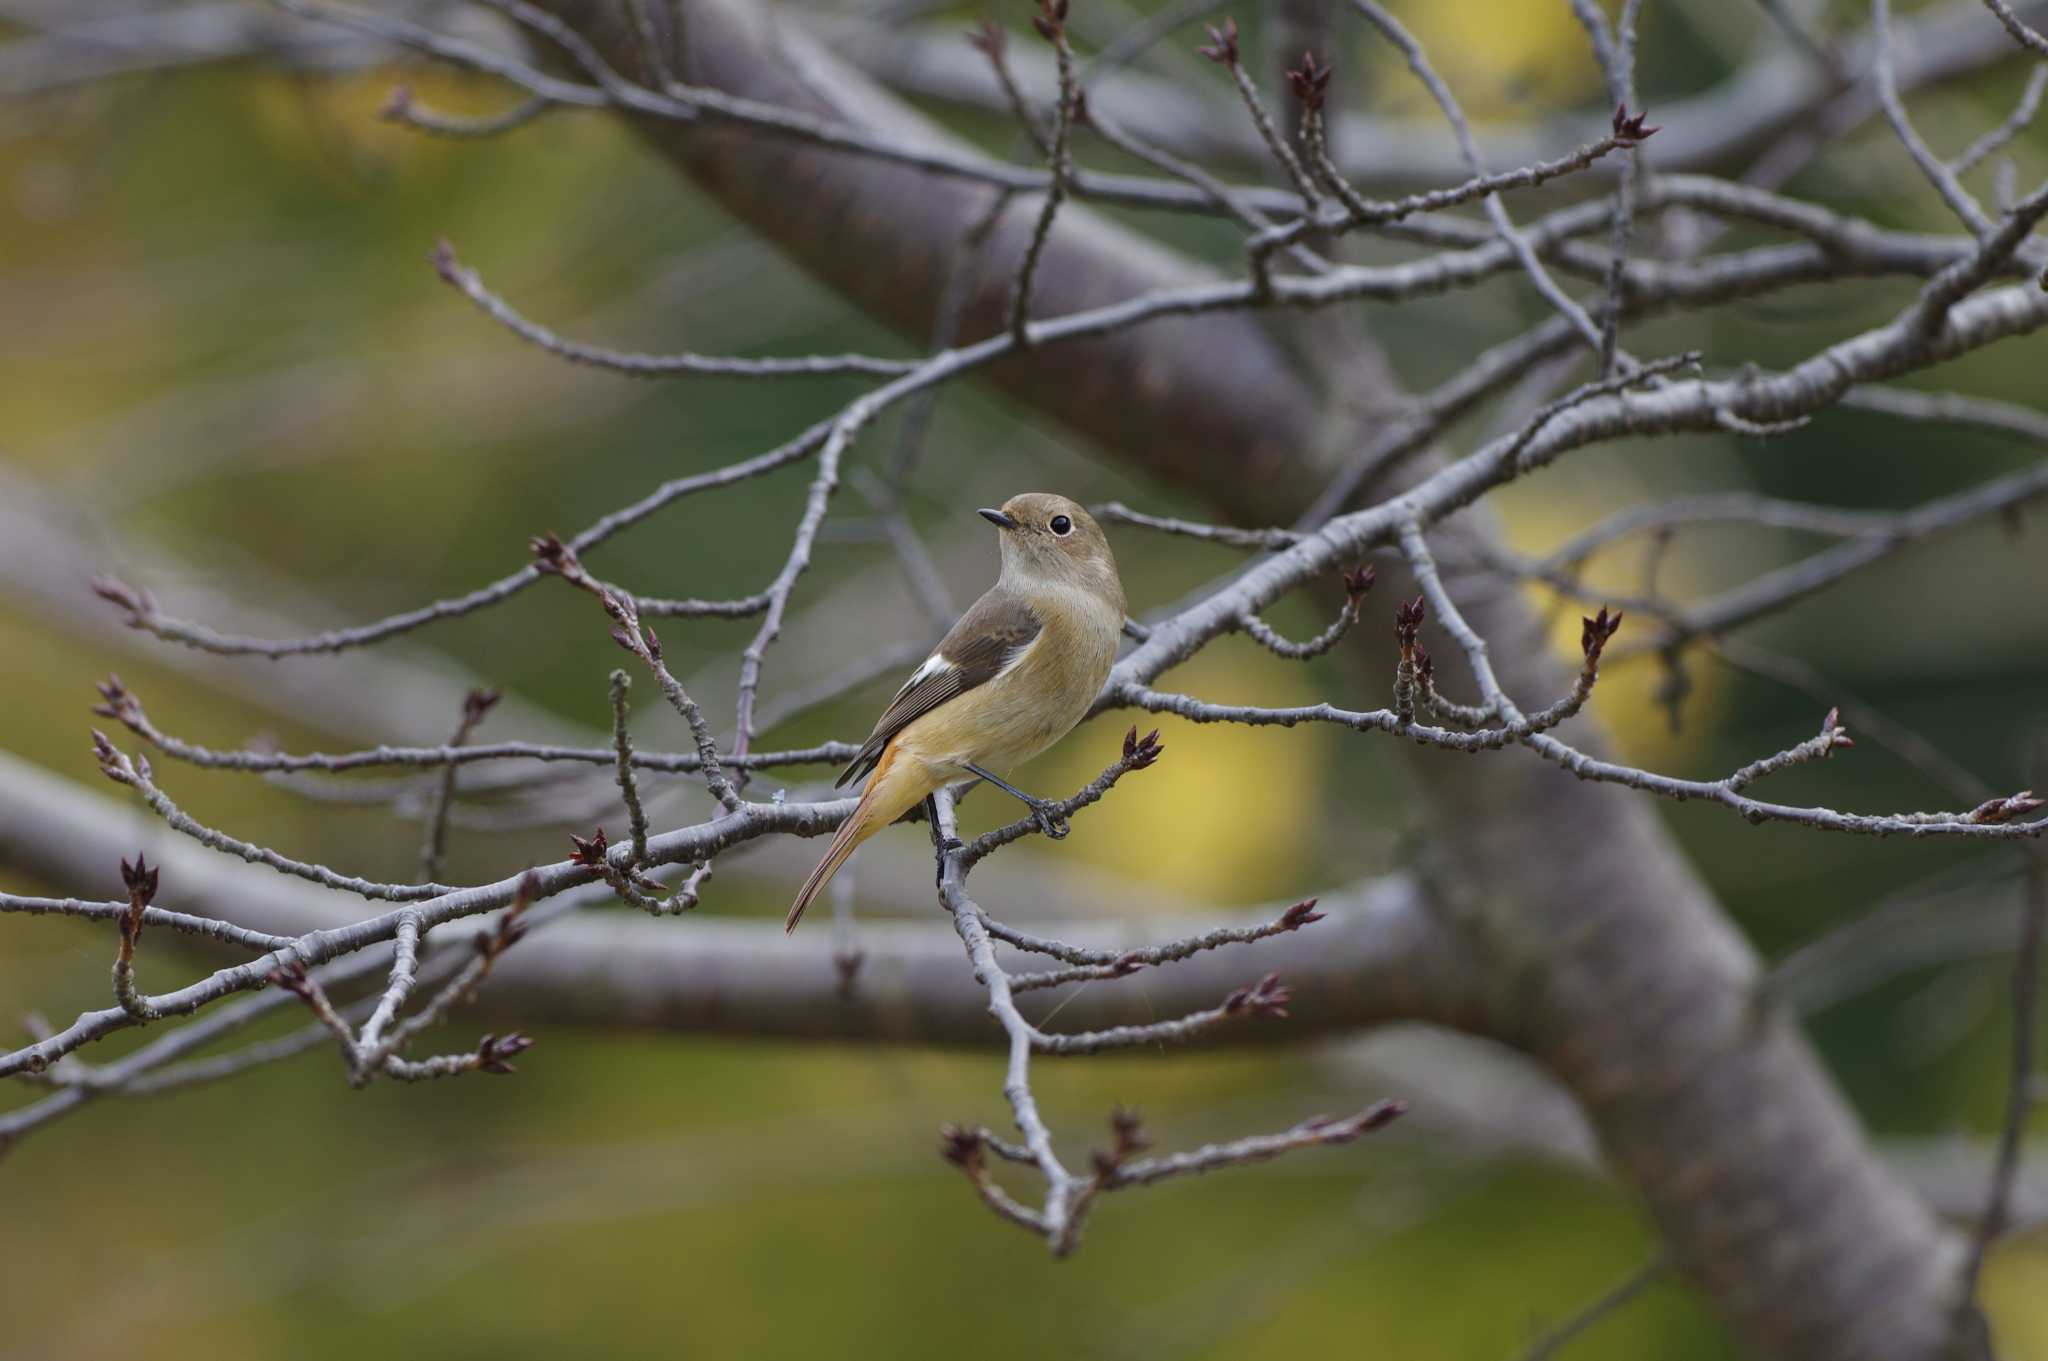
785, 743, 935, 933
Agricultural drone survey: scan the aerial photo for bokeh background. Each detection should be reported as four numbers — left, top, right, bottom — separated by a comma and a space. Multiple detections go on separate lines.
3, 1, 2046, 1357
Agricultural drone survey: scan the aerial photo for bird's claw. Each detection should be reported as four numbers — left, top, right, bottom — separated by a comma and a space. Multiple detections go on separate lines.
1029, 803, 1071, 840
933, 835, 966, 889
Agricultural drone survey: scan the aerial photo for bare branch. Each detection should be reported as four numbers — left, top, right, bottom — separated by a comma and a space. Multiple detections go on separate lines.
967, 18, 1051, 155
95, 673, 856, 777
1101, 1100, 1406, 1188
381, 85, 551, 139
1983, 0, 2048, 57
434, 240, 918, 378
929, 789, 1403, 1252
608, 671, 651, 865
1236, 564, 1374, 661
90, 733, 452, 901
986, 896, 1330, 969
1198, 18, 1320, 209
109, 853, 160, 1023
960, 726, 1165, 866
418, 687, 499, 884
1949, 63, 2048, 175
1093, 501, 1300, 549
529, 535, 742, 813
1954, 860, 2048, 1316
1250, 124, 1635, 269
0, 894, 292, 953
1344, 0, 1608, 356
1874, 0, 1995, 237
1518, 1255, 1669, 1361
1008, 3, 1081, 346
89, 421, 830, 656
348, 910, 423, 1084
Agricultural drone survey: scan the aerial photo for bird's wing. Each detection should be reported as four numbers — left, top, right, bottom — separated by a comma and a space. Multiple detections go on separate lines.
835, 590, 1043, 788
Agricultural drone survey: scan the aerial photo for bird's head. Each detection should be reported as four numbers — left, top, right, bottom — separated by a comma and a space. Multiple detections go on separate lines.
979, 493, 1121, 608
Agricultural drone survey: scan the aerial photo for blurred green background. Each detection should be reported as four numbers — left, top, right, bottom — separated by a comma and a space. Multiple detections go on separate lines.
3, 2, 2046, 1357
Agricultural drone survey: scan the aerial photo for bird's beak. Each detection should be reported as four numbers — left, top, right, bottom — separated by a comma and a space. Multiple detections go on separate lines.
978, 508, 1018, 530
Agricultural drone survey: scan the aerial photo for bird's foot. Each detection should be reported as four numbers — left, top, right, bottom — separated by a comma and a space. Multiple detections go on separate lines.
1027, 799, 1071, 841
933, 835, 966, 888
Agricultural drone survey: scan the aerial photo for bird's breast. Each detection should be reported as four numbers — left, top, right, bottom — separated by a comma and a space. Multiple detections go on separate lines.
898, 594, 1120, 776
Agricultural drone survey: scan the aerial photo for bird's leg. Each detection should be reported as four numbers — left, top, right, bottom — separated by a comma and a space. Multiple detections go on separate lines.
927, 794, 964, 889
962, 764, 1070, 840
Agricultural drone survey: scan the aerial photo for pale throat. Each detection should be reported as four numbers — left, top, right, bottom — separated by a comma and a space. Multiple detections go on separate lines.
999, 548, 1122, 621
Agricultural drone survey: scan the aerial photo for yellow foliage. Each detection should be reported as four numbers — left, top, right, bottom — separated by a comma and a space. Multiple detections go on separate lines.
1023, 648, 1330, 905
245, 63, 520, 169
1983, 1241, 2048, 1360
1493, 493, 1726, 773
1370, 0, 1604, 120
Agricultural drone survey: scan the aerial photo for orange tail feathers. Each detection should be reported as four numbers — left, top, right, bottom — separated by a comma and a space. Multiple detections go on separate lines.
785, 744, 937, 933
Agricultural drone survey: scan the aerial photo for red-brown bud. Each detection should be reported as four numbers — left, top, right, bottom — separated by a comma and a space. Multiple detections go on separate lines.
1278, 897, 1324, 930
1581, 606, 1623, 659
939, 1123, 984, 1169
91, 575, 152, 620
1285, 50, 1334, 112
1611, 104, 1660, 144
568, 827, 611, 867
268, 960, 314, 999
119, 852, 159, 908
1223, 972, 1292, 1019
1395, 595, 1427, 647
528, 532, 572, 573
429, 237, 461, 285
463, 688, 502, 725
1197, 17, 1240, 64
965, 17, 1004, 57
476, 1032, 534, 1075
1967, 791, 2045, 825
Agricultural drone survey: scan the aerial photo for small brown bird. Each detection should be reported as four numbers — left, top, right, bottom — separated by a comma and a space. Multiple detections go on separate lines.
786, 493, 1125, 932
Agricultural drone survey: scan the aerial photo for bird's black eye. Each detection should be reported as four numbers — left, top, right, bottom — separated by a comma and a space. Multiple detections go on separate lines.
1049, 515, 1073, 536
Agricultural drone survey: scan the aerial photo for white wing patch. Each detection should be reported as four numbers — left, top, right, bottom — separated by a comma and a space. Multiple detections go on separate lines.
989, 632, 1039, 681
906, 653, 954, 688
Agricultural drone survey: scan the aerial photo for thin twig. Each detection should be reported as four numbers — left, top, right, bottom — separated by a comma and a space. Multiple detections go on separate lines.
434, 241, 916, 378
609, 670, 651, 864
530, 537, 742, 812
1200, 19, 1321, 209
95, 674, 855, 776
1008, 4, 1081, 345
1981, 0, 2048, 59
110, 854, 159, 1023
1954, 859, 2047, 1313
418, 687, 498, 884
968, 18, 1051, 155
1346, 0, 1609, 356
1235, 565, 1373, 661
1949, 64, 2048, 176
1518, 1254, 1669, 1361
91, 734, 451, 902
349, 910, 423, 1084
1595, 2, 1649, 377
90, 421, 833, 656
0, 894, 292, 952
1874, 0, 1994, 238
381, 86, 551, 138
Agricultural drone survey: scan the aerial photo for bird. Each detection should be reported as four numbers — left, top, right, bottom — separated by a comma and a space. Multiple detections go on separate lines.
785, 492, 1125, 932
